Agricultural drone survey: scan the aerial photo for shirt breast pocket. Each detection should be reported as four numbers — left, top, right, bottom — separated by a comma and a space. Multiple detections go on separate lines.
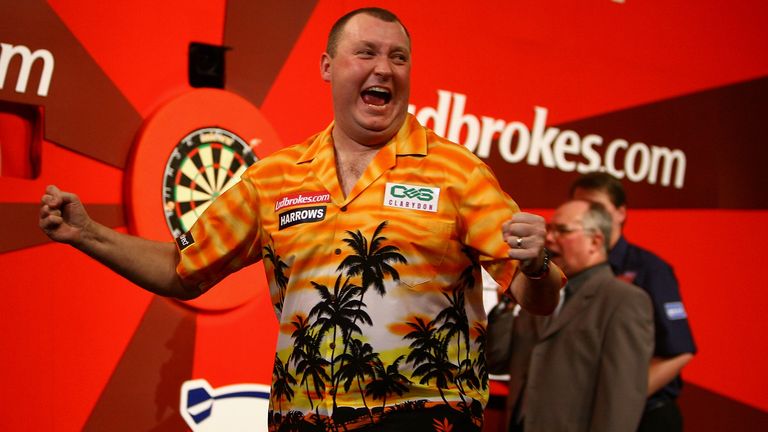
398, 220, 456, 289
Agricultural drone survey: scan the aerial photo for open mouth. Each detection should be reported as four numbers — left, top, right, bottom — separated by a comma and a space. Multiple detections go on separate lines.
361, 86, 392, 106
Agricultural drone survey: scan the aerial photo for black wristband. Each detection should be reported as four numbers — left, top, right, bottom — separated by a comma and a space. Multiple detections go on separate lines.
523, 248, 550, 280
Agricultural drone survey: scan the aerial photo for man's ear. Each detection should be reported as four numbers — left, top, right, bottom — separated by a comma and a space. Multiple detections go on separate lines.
591, 230, 606, 254
616, 204, 627, 226
320, 53, 332, 82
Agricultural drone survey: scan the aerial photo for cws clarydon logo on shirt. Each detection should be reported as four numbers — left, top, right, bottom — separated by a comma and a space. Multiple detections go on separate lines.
383, 182, 440, 212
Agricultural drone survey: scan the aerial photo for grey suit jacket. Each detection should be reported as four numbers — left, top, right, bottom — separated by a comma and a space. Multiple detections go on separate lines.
487, 264, 654, 432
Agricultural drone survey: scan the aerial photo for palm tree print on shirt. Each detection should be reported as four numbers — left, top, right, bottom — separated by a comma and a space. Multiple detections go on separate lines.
272, 353, 296, 422
365, 355, 410, 419
336, 221, 407, 297
331, 221, 407, 412
308, 275, 371, 405
264, 244, 290, 313
268, 221, 489, 430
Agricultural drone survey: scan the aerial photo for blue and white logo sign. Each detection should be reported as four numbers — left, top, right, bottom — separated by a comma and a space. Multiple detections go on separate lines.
664, 301, 688, 320
180, 379, 271, 431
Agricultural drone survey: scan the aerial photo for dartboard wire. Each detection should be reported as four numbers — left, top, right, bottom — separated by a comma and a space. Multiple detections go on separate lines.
174, 184, 213, 206
204, 166, 219, 196
215, 145, 235, 192
175, 194, 214, 233
195, 167, 217, 197
211, 143, 227, 192
180, 158, 214, 196
174, 194, 212, 234
215, 166, 228, 192
198, 144, 221, 197
187, 146, 217, 195
179, 146, 213, 194
180, 203, 208, 232
173, 167, 214, 211
220, 162, 249, 193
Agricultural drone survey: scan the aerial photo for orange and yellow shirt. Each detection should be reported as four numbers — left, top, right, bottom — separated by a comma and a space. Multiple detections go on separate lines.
177, 114, 521, 431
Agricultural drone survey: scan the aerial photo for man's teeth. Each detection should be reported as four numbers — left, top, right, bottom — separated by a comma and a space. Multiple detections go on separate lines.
362, 87, 391, 105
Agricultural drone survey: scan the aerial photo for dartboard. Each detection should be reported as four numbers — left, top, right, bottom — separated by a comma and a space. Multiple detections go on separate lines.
162, 127, 257, 238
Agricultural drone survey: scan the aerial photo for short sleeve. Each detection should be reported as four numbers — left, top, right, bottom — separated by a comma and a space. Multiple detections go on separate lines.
457, 163, 520, 288
175, 177, 263, 291
643, 263, 697, 356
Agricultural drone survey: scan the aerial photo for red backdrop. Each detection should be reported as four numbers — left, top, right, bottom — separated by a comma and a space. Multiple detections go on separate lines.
1, 0, 766, 430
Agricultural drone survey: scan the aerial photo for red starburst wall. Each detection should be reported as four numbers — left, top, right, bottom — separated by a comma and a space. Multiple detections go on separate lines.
1, 0, 766, 430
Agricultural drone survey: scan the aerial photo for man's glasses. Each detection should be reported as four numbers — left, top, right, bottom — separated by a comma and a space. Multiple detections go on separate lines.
546, 223, 594, 237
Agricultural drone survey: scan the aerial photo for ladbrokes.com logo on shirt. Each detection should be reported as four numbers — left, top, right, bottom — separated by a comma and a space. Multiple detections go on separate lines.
274, 191, 331, 211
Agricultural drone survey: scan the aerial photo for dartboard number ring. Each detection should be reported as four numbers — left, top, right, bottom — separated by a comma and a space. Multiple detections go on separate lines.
163, 127, 257, 238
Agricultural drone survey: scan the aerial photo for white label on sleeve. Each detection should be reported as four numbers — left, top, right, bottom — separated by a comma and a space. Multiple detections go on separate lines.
664, 301, 688, 320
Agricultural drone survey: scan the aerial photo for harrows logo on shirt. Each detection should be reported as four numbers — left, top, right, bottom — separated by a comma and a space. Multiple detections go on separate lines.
278, 205, 327, 230
384, 182, 440, 213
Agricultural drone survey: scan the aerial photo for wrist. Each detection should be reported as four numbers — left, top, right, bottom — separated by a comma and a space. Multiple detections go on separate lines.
522, 248, 550, 280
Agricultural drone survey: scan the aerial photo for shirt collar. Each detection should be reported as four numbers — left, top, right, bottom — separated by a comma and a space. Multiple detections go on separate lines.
296, 113, 428, 164
565, 262, 610, 296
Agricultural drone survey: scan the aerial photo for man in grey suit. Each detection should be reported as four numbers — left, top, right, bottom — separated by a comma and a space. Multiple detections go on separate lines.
487, 200, 654, 432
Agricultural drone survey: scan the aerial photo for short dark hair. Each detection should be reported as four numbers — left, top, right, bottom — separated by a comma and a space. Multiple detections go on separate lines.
570, 172, 627, 208
326, 7, 411, 57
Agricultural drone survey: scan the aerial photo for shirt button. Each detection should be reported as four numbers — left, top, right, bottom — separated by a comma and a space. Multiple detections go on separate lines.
335, 248, 341, 255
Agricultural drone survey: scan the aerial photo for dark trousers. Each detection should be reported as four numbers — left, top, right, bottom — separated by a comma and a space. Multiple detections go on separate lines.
637, 399, 683, 432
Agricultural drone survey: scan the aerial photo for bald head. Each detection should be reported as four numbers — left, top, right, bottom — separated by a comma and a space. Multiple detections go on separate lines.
326, 7, 411, 58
